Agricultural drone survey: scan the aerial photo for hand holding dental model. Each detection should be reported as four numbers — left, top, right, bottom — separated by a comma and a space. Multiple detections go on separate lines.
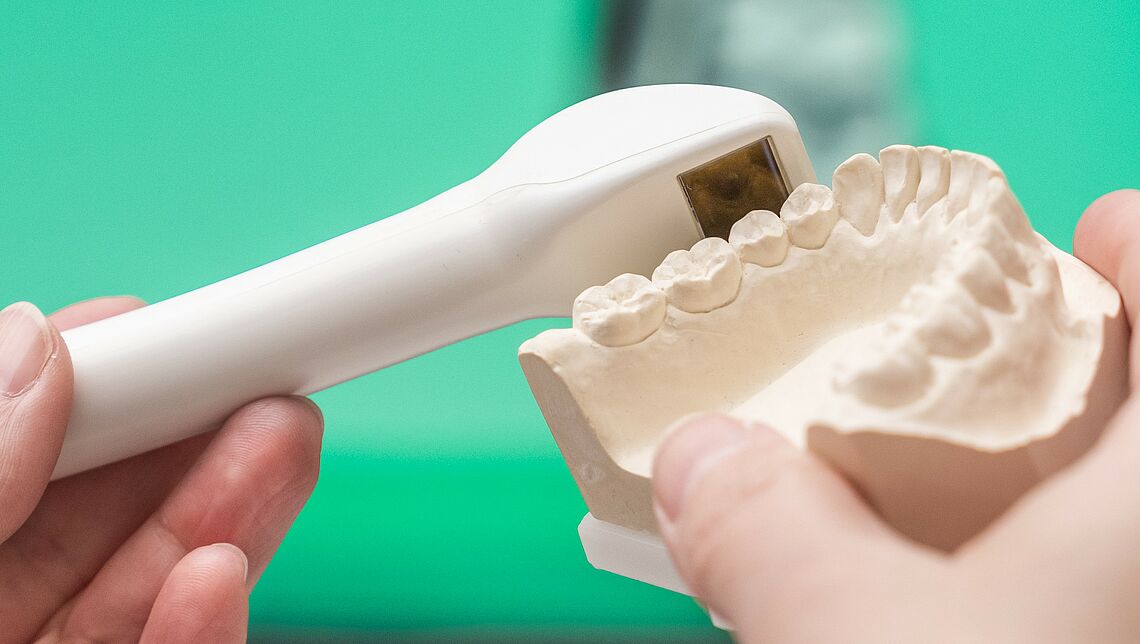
650, 190, 1140, 643
0, 297, 322, 643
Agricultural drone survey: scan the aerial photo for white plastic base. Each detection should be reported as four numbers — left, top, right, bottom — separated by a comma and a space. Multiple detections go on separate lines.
577, 513, 734, 630
578, 513, 690, 595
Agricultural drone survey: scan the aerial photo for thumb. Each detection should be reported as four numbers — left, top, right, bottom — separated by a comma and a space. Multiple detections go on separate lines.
652, 413, 943, 639
1072, 189, 1140, 386
0, 302, 72, 540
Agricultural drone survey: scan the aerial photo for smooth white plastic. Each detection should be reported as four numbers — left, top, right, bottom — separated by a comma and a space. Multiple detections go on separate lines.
578, 512, 689, 595
578, 513, 731, 629
53, 84, 814, 479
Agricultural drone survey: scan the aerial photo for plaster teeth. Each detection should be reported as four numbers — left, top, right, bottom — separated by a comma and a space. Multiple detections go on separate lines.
916, 146, 951, 214
572, 273, 667, 347
832, 153, 885, 236
833, 336, 933, 408
521, 141, 1129, 555
780, 183, 840, 249
975, 215, 1031, 284
974, 176, 1036, 245
652, 237, 742, 313
947, 150, 1004, 219
906, 283, 992, 358
880, 145, 921, 222
957, 248, 1014, 312
729, 209, 789, 266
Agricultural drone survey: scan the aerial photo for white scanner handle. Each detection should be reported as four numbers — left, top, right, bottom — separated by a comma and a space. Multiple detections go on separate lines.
55, 180, 548, 479
51, 83, 815, 479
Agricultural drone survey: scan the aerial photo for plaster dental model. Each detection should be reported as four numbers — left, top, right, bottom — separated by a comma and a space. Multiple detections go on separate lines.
519, 146, 1129, 592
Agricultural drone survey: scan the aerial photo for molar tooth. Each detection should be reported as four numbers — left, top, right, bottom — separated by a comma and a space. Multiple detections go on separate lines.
910, 283, 992, 358
880, 145, 920, 222
729, 209, 789, 266
916, 146, 951, 214
652, 237, 742, 313
957, 247, 1014, 312
833, 336, 932, 407
572, 273, 667, 347
780, 183, 839, 249
832, 153, 885, 235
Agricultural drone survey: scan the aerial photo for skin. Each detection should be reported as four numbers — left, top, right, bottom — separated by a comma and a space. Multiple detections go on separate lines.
653, 189, 1140, 643
0, 297, 324, 643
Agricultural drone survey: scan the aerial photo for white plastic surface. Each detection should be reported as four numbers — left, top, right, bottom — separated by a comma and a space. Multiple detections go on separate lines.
578, 512, 690, 595
53, 84, 814, 479
578, 513, 733, 630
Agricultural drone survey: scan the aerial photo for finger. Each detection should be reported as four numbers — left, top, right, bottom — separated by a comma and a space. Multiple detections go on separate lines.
0, 295, 179, 641
653, 414, 943, 638
0, 302, 71, 541
1073, 189, 1140, 303
43, 396, 322, 642
139, 543, 249, 644
959, 398, 1140, 622
0, 432, 212, 642
1073, 190, 1140, 364
49, 295, 146, 331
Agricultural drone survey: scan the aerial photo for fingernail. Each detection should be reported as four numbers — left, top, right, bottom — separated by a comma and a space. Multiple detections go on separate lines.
236, 548, 248, 581
0, 302, 53, 397
652, 413, 752, 522
214, 543, 249, 581
291, 395, 324, 424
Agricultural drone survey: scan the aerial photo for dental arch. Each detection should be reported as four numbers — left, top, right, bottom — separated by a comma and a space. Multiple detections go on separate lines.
519, 145, 1128, 551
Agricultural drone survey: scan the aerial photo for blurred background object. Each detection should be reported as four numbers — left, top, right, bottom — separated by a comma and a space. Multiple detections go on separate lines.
1, 1, 1136, 641
606, 0, 914, 181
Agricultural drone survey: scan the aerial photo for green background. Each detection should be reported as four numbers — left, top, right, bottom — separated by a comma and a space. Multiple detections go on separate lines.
2, 1, 1136, 641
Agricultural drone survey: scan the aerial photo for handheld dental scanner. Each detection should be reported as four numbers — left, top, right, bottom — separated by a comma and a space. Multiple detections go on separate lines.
54, 84, 815, 479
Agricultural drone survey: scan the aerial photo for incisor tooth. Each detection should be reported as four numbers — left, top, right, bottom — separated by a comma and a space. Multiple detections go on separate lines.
652, 237, 742, 313
572, 273, 667, 347
781, 183, 839, 249
968, 156, 1005, 221
832, 153, 885, 235
833, 337, 933, 407
946, 151, 976, 217
958, 248, 1014, 312
947, 151, 1004, 219
916, 146, 951, 214
880, 145, 920, 222
729, 209, 789, 266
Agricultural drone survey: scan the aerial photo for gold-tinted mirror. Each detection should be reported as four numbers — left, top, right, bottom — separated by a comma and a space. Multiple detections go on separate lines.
678, 137, 790, 240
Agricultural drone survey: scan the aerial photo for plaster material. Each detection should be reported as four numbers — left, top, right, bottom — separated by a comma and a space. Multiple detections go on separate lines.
519, 145, 1129, 551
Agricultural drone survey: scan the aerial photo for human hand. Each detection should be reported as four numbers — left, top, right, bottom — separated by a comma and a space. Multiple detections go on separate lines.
0, 297, 324, 643
652, 189, 1140, 643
